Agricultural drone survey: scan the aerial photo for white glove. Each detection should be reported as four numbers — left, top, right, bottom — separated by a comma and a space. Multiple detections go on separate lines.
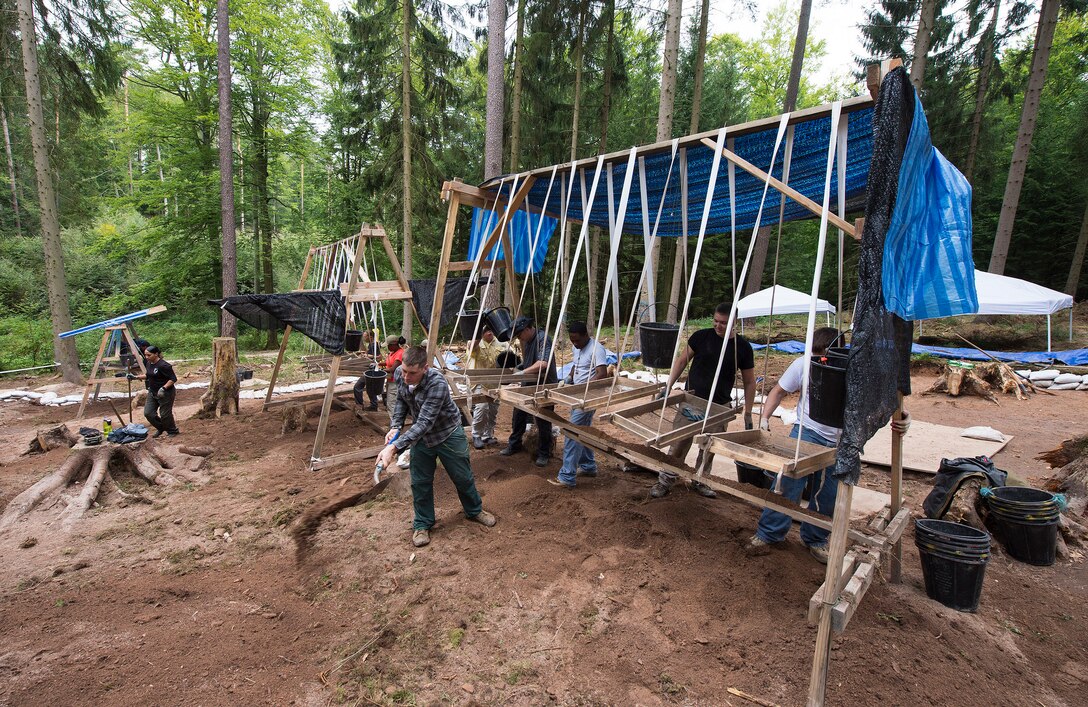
759, 417, 771, 432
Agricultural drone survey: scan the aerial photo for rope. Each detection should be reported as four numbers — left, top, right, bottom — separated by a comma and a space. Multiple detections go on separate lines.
759, 125, 797, 402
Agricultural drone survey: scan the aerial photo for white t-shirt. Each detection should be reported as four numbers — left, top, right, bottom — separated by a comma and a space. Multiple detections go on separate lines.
569, 338, 609, 384
777, 357, 841, 444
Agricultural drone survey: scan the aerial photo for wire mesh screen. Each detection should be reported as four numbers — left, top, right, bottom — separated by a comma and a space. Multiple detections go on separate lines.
834, 67, 915, 485
221, 292, 348, 355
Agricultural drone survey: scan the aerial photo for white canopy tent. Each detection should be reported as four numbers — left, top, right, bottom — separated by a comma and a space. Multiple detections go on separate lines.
919, 270, 1075, 351
972, 270, 1074, 351
737, 285, 836, 329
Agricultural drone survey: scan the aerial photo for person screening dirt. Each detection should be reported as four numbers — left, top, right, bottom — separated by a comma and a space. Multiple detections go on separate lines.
747, 327, 911, 563
139, 345, 179, 438
548, 321, 609, 489
384, 334, 405, 420
651, 302, 756, 499
466, 325, 508, 449
376, 346, 497, 548
500, 315, 559, 467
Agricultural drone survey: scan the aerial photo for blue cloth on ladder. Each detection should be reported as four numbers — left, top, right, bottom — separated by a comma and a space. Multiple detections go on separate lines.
881, 93, 978, 321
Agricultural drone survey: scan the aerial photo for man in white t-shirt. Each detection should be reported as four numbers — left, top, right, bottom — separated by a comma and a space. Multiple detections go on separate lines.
549, 321, 609, 489
747, 327, 909, 563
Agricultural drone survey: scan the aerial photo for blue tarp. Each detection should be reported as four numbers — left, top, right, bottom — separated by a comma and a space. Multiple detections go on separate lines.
468, 208, 556, 274
881, 93, 977, 320
483, 107, 874, 238
750, 339, 1088, 366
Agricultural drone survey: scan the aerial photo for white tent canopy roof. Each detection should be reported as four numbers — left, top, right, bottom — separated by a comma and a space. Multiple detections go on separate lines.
972, 270, 1073, 315
737, 285, 837, 319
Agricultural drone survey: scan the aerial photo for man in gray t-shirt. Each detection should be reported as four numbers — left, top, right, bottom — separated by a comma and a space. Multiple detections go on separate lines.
500, 315, 558, 467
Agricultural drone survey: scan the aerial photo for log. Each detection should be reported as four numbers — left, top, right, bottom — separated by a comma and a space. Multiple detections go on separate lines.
281, 402, 309, 435
198, 337, 240, 418
0, 453, 90, 529
25, 424, 78, 455
65, 447, 112, 525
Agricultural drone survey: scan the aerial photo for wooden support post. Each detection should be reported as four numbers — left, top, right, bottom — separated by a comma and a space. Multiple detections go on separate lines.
308, 354, 343, 468
264, 247, 317, 409
890, 391, 905, 583
428, 193, 461, 361
699, 138, 858, 239
376, 226, 429, 336
498, 228, 521, 313
807, 481, 854, 707
76, 328, 112, 419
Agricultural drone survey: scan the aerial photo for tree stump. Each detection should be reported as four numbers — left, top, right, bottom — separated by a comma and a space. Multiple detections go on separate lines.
0, 440, 211, 530
198, 337, 240, 418
280, 403, 309, 435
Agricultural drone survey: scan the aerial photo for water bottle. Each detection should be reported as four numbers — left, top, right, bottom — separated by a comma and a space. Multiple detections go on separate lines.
103, 417, 112, 435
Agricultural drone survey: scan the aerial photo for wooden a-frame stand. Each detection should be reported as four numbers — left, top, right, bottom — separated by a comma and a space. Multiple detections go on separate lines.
75, 306, 167, 420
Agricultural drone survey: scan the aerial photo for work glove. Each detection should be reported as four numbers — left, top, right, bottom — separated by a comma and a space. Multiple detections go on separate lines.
125, 373, 137, 381
155, 388, 168, 400
744, 414, 754, 430
759, 417, 771, 432
654, 389, 667, 401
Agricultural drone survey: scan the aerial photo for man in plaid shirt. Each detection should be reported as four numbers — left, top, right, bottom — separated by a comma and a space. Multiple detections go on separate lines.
377, 346, 497, 547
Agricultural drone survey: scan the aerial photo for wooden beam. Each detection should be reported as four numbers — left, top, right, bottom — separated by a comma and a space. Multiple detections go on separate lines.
309, 443, 385, 471
700, 139, 857, 238
831, 561, 877, 634
808, 550, 860, 624
890, 392, 905, 583
428, 192, 460, 361
808, 482, 854, 707
76, 328, 111, 419
265, 247, 317, 409
448, 259, 505, 272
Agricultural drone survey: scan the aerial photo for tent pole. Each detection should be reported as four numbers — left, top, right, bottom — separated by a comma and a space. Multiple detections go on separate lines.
1048, 314, 1052, 353
1070, 308, 1074, 342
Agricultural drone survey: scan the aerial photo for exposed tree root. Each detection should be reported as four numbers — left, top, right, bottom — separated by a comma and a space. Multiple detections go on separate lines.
0, 440, 211, 531
923, 361, 1036, 403
1038, 434, 1088, 468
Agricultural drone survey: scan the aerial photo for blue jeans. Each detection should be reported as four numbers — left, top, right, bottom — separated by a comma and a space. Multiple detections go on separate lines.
755, 425, 838, 547
557, 408, 596, 486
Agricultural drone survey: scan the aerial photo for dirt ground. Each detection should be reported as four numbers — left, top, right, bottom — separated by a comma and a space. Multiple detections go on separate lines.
1, 364, 1086, 707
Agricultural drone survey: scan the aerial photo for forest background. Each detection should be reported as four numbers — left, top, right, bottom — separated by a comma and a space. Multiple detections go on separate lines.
1, 0, 1086, 374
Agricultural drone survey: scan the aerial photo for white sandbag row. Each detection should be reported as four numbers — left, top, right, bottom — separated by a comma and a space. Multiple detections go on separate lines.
1015, 368, 1088, 391
244, 376, 360, 400
1, 376, 343, 406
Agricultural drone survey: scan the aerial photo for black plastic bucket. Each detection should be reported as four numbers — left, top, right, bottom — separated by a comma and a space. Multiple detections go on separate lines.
485, 307, 514, 342
364, 369, 387, 397
345, 330, 364, 353
984, 486, 1060, 566
735, 460, 771, 489
236, 368, 253, 383
808, 353, 847, 427
457, 310, 481, 341
914, 519, 990, 612
639, 322, 681, 369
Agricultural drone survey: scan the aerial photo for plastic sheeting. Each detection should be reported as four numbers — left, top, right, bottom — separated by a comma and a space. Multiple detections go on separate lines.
468, 208, 556, 274
221, 292, 347, 355
408, 277, 485, 330
881, 92, 977, 321
484, 108, 874, 238
973, 270, 1073, 315
834, 68, 916, 486
737, 285, 836, 318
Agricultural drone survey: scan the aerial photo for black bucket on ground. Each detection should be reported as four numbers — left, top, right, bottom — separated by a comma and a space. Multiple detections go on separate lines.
457, 310, 481, 341
364, 369, 387, 397
914, 519, 991, 612
345, 330, 364, 353
236, 367, 253, 383
639, 322, 681, 369
735, 460, 771, 489
984, 486, 1061, 566
485, 307, 514, 342
807, 353, 847, 427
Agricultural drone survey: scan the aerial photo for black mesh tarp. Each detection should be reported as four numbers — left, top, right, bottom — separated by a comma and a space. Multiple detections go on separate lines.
409, 276, 489, 329
220, 291, 348, 355
834, 68, 915, 485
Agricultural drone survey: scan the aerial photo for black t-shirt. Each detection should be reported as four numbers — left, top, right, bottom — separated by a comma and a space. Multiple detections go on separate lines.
685, 329, 754, 404
146, 359, 177, 394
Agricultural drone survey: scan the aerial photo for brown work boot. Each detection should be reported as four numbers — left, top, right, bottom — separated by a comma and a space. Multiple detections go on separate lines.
412, 529, 431, 547
468, 510, 497, 527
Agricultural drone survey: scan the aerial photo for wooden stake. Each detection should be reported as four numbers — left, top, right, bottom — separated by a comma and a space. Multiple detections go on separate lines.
76, 328, 112, 419
890, 392, 904, 583
427, 192, 460, 360
807, 481, 854, 707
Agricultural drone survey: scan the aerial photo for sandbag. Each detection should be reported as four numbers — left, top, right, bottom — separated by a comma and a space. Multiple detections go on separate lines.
961, 426, 1006, 443
1049, 382, 1081, 390
1029, 369, 1060, 381
1053, 373, 1083, 385
1034, 380, 1053, 388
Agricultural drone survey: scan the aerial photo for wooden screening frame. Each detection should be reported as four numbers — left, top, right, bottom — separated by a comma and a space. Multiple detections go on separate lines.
701, 429, 839, 477
543, 377, 663, 412
602, 390, 738, 448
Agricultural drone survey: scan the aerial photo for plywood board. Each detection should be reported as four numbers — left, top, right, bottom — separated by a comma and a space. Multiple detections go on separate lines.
860, 420, 1010, 474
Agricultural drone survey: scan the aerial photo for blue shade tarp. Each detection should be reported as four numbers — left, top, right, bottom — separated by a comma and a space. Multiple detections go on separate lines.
881, 93, 977, 320
482, 105, 874, 237
469, 208, 556, 274
754, 340, 1088, 366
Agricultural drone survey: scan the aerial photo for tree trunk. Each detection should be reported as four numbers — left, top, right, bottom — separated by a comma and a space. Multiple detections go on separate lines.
508, 0, 526, 173
1064, 199, 1088, 297
743, 0, 811, 300
965, 0, 1000, 183
156, 144, 168, 213
649, 0, 682, 312
988, 0, 1060, 275
484, 0, 506, 179
667, 0, 709, 323
910, 0, 939, 90
1, 103, 21, 236
255, 112, 275, 348
124, 74, 133, 195
217, 0, 238, 339
17, 0, 81, 384
400, 0, 413, 341
198, 337, 240, 417
570, 4, 585, 163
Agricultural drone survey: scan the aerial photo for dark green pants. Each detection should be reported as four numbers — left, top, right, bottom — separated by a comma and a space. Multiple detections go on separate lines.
409, 427, 483, 530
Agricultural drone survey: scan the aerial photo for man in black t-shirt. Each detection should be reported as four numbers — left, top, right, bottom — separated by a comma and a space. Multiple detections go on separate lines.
651, 301, 756, 499
141, 345, 180, 437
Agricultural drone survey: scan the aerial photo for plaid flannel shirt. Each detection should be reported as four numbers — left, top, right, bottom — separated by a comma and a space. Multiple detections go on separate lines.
390, 367, 462, 451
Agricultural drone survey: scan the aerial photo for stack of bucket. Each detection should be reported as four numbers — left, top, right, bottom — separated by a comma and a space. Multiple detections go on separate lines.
982, 486, 1062, 566
915, 519, 991, 612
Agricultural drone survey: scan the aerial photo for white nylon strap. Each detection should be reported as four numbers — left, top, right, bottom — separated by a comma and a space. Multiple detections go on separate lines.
592, 147, 639, 379
836, 114, 849, 325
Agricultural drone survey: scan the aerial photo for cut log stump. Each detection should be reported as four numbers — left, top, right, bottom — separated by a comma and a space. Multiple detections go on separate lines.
197, 337, 240, 418
24, 425, 79, 455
